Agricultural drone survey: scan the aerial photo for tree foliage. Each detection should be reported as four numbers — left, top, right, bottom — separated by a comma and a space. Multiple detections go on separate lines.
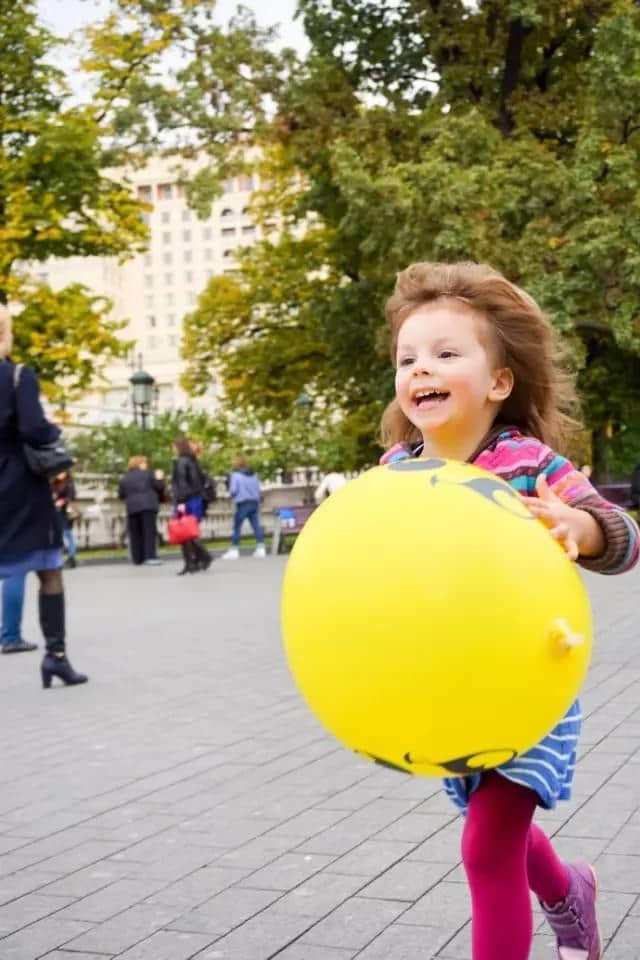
179, 0, 640, 476
1, 2, 146, 396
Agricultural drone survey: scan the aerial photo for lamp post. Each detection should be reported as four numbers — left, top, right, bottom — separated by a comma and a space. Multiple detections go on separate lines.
296, 392, 314, 504
129, 367, 157, 430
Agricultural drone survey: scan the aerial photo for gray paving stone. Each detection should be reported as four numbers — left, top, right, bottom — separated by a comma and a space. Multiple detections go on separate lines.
116, 929, 214, 959
0, 916, 93, 959
356, 922, 451, 958
168, 886, 283, 936
326, 839, 416, 878
0, 561, 637, 958
62, 902, 183, 954
301, 896, 405, 950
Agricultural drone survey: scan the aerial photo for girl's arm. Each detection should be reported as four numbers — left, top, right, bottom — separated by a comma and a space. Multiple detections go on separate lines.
536, 450, 639, 575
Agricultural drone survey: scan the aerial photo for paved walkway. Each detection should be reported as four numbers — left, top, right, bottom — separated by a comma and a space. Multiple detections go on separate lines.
0, 558, 638, 959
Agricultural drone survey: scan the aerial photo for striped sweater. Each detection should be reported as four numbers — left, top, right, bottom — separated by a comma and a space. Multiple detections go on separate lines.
381, 426, 639, 575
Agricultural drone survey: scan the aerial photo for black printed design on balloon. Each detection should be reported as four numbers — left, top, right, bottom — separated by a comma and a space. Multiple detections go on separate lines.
389, 459, 532, 519
403, 749, 518, 774
359, 752, 412, 774
389, 458, 446, 472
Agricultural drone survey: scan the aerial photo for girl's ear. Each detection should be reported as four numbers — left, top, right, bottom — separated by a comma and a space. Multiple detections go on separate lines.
489, 367, 514, 402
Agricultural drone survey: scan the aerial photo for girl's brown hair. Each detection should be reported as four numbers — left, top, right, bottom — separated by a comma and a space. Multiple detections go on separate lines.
381, 261, 579, 452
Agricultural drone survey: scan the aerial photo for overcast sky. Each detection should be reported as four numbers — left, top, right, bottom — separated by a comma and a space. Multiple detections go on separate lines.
37, 0, 308, 51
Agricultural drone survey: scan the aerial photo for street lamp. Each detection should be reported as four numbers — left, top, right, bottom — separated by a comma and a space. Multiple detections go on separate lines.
296, 392, 314, 504
129, 368, 157, 430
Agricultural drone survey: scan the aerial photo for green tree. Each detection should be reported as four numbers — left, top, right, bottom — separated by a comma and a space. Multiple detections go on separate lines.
1, 1, 147, 398
180, 0, 640, 477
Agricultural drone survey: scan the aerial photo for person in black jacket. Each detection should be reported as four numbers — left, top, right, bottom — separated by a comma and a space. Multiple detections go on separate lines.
631, 462, 640, 512
171, 436, 212, 574
118, 456, 163, 565
0, 307, 87, 686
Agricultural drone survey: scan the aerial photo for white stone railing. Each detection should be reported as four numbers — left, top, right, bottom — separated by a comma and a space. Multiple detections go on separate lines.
72, 470, 324, 549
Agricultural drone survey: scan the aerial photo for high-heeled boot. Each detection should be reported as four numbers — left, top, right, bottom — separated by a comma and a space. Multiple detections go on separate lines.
39, 592, 88, 689
193, 539, 212, 571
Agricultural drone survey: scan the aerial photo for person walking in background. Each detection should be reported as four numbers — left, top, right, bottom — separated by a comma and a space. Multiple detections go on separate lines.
314, 469, 347, 502
1, 573, 34, 654
118, 456, 163, 566
171, 436, 212, 574
52, 470, 79, 568
0, 306, 87, 686
222, 457, 266, 559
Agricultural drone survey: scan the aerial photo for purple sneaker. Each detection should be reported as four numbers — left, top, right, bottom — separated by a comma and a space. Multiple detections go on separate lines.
540, 862, 602, 959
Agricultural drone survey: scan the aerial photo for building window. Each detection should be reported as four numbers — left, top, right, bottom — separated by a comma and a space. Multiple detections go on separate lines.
164, 273, 173, 285
140, 213, 150, 226
145, 295, 154, 308
223, 178, 235, 193
146, 315, 156, 328
162, 231, 171, 244
163, 252, 173, 265
204, 248, 213, 261
182, 209, 191, 222
183, 229, 191, 243
241, 206, 249, 215
144, 254, 152, 267
184, 249, 192, 264
145, 274, 153, 288
157, 183, 173, 200
175, 184, 185, 198
188, 290, 196, 304
169, 335, 178, 346
206, 269, 215, 279
137, 185, 152, 201
165, 292, 174, 306
221, 227, 236, 237
242, 226, 255, 236
147, 335, 157, 348
223, 249, 232, 258
238, 174, 255, 191
202, 226, 212, 240
161, 211, 171, 224
220, 208, 233, 218
185, 271, 193, 284
167, 314, 176, 326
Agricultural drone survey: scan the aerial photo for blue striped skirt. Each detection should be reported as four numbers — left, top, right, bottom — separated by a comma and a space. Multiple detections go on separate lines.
444, 699, 581, 811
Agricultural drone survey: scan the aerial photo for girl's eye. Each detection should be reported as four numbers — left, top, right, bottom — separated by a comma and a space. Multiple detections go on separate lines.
439, 350, 458, 359
399, 357, 414, 367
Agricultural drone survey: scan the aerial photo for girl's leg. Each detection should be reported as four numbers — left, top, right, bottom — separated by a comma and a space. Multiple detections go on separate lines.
527, 823, 569, 905
461, 772, 537, 960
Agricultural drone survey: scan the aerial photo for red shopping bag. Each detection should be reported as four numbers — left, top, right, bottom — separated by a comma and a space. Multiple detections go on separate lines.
167, 513, 200, 545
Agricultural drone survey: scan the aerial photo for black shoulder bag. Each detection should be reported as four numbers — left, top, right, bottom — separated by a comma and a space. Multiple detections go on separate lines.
13, 364, 74, 477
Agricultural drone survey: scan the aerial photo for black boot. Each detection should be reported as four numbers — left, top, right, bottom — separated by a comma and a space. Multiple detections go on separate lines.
39, 592, 88, 689
177, 543, 197, 575
193, 539, 212, 571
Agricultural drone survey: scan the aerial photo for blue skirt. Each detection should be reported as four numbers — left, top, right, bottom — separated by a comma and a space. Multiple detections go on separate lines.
0, 548, 63, 580
444, 699, 581, 811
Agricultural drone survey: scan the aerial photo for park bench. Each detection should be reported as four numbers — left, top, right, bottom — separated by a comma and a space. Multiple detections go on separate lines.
271, 505, 316, 555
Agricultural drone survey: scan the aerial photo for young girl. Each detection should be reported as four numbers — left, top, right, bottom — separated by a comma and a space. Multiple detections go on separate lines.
379, 262, 639, 960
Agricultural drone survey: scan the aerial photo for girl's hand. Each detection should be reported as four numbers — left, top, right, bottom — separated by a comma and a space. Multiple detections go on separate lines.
525, 475, 604, 560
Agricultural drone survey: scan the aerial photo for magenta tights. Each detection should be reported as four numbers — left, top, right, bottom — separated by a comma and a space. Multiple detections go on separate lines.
461, 772, 570, 960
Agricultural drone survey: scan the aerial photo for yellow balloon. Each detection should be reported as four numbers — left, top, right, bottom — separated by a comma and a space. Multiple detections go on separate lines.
281, 459, 593, 777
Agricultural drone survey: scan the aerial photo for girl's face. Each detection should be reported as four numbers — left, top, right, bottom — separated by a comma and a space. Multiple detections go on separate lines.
394, 298, 513, 455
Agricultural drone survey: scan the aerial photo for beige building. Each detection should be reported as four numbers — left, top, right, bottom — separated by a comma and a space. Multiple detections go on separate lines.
35, 155, 265, 425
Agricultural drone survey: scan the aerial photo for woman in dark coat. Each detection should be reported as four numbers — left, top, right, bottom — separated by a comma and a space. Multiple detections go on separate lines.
171, 436, 212, 574
0, 308, 87, 687
118, 456, 163, 565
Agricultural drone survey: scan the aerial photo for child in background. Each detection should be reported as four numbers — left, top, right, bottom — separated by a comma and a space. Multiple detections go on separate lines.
380, 262, 638, 960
